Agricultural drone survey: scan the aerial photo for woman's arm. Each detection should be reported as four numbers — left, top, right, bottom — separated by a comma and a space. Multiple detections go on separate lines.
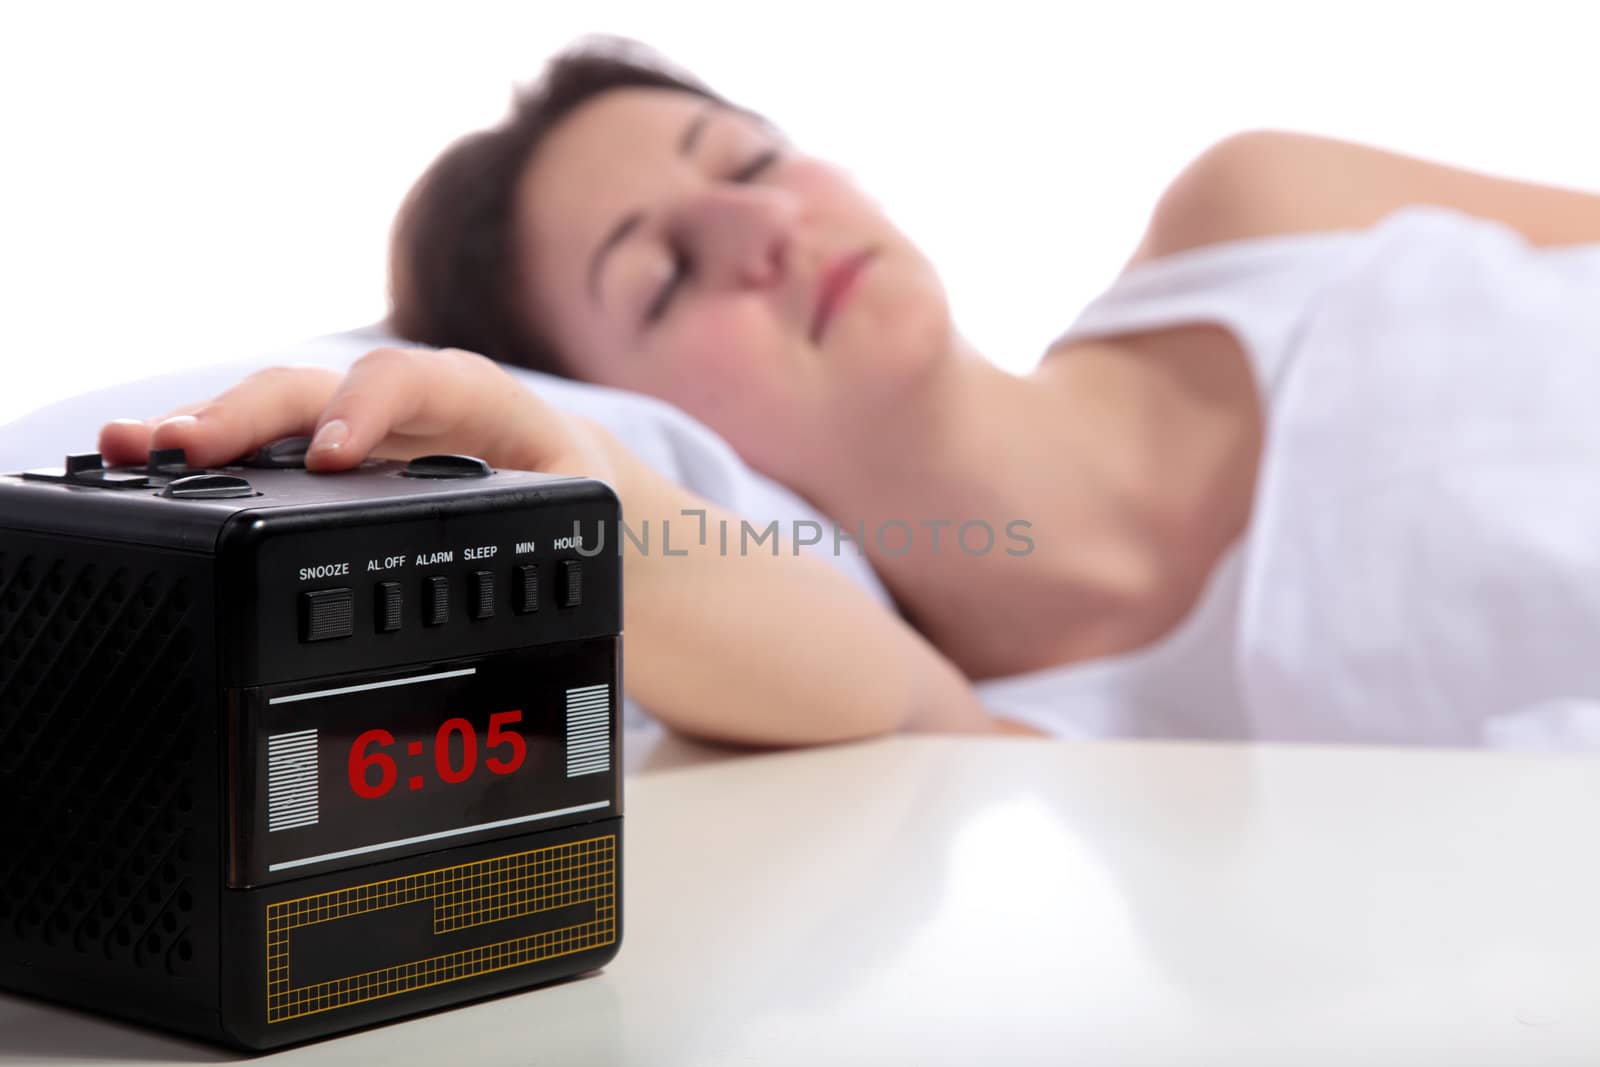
100, 349, 1017, 747
1132, 129, 1600, 264
610, 444, 1010, 745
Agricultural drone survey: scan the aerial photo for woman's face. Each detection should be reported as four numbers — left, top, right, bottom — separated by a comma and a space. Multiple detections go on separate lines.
514, 88, 953, 482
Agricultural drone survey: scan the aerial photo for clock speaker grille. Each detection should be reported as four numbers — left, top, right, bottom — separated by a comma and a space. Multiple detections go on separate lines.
0, 546, 207, 979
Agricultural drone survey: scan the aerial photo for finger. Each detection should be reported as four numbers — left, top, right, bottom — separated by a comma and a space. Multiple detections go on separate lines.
145, 366, 344, 468
99, 394, 218, 463
305, 348, 535, 471
101, 386, 273, 464
98, 417, 158, 464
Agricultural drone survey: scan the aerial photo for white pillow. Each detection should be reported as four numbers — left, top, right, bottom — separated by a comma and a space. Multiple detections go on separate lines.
0, 326, 893, 730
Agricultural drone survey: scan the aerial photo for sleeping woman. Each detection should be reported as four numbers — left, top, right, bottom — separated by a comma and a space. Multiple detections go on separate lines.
98, 37, 1600, 749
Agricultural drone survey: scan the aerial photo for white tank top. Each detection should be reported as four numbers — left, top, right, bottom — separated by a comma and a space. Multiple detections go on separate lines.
981, 206, 1600, 749
975, 225, 1364, 739
1241, 208, 1600, 749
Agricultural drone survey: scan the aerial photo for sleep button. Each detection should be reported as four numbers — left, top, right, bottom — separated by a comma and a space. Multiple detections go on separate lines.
301, 588, 355, 642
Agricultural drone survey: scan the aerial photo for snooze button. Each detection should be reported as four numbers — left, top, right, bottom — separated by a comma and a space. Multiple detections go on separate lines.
301, 588, 355, 642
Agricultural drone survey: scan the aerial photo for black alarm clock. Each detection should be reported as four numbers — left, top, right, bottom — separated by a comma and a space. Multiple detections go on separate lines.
0, 445, 623, 1050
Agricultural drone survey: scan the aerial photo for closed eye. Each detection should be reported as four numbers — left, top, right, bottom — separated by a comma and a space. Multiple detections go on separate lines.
731, 148, 779, 183
643, 149, 783, 327
645, 247, 690, 325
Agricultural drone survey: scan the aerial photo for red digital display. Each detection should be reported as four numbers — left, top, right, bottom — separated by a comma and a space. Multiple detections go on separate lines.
347, 711, 528, 799
237, 639, 618, 887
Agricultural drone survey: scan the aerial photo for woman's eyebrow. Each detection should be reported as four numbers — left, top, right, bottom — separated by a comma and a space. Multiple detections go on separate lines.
677, 101, 718, 155
587, 103, 722, 306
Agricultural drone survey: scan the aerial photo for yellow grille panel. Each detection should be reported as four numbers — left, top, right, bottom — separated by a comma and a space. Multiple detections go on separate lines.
266, 835, 617, 1023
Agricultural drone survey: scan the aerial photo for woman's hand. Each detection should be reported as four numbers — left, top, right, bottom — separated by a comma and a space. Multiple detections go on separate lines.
94, 345, 1012, 745
98, 347, 623, 484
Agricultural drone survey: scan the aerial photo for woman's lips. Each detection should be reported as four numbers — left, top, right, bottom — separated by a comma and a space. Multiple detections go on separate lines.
810, 250, 877, 344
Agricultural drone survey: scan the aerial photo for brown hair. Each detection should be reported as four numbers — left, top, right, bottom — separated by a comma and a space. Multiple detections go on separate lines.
386, 36, 724, 375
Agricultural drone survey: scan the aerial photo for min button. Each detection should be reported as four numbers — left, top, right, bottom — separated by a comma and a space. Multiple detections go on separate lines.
514, 564, 539, 614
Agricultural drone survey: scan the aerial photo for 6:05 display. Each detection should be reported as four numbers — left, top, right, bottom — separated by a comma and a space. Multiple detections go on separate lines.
347, 711, 527, 798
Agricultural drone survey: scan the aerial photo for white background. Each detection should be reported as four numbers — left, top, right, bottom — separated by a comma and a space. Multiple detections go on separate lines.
2, 0, 1597, 427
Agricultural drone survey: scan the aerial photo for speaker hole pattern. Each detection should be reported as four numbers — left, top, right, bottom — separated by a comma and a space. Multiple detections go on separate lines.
0, 550, 201, 977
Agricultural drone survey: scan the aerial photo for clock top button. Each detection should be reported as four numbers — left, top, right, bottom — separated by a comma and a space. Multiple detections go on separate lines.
162, 474, 255, 499
402, 454, 493, 479
243, 436, 312, 469
146, 447, 200, 476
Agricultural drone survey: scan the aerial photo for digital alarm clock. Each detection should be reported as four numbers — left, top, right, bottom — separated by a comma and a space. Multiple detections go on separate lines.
0, 445, 623, 1050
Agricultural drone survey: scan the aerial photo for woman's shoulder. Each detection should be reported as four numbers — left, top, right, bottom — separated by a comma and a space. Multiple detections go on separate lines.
1129, 129, 1600, 269
1128, 130, 1366, 266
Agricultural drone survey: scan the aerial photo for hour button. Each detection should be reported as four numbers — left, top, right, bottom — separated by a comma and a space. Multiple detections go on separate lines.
559, 561, 583, 608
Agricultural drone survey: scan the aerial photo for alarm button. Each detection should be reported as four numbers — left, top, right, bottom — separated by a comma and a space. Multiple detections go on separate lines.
470, 570, 496, 620
559, 560, 583, 608
402, 454, 492, 479
375, 581, 404, 632
301, 588, 354, 642
422, 576, 450, 626
514, 564, 539, 614
161, 474, 255, 499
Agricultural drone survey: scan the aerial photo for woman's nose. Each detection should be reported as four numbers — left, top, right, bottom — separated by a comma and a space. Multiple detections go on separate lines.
677, 185, 795, 288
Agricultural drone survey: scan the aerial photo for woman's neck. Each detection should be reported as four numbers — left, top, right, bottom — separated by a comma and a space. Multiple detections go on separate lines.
791, 328, 1262, 679
806, 343, 1095, 539
789, 340, 1159, 674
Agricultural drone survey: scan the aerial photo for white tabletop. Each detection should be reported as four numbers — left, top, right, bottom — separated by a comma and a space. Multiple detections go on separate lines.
4, 734, 1599, 1065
